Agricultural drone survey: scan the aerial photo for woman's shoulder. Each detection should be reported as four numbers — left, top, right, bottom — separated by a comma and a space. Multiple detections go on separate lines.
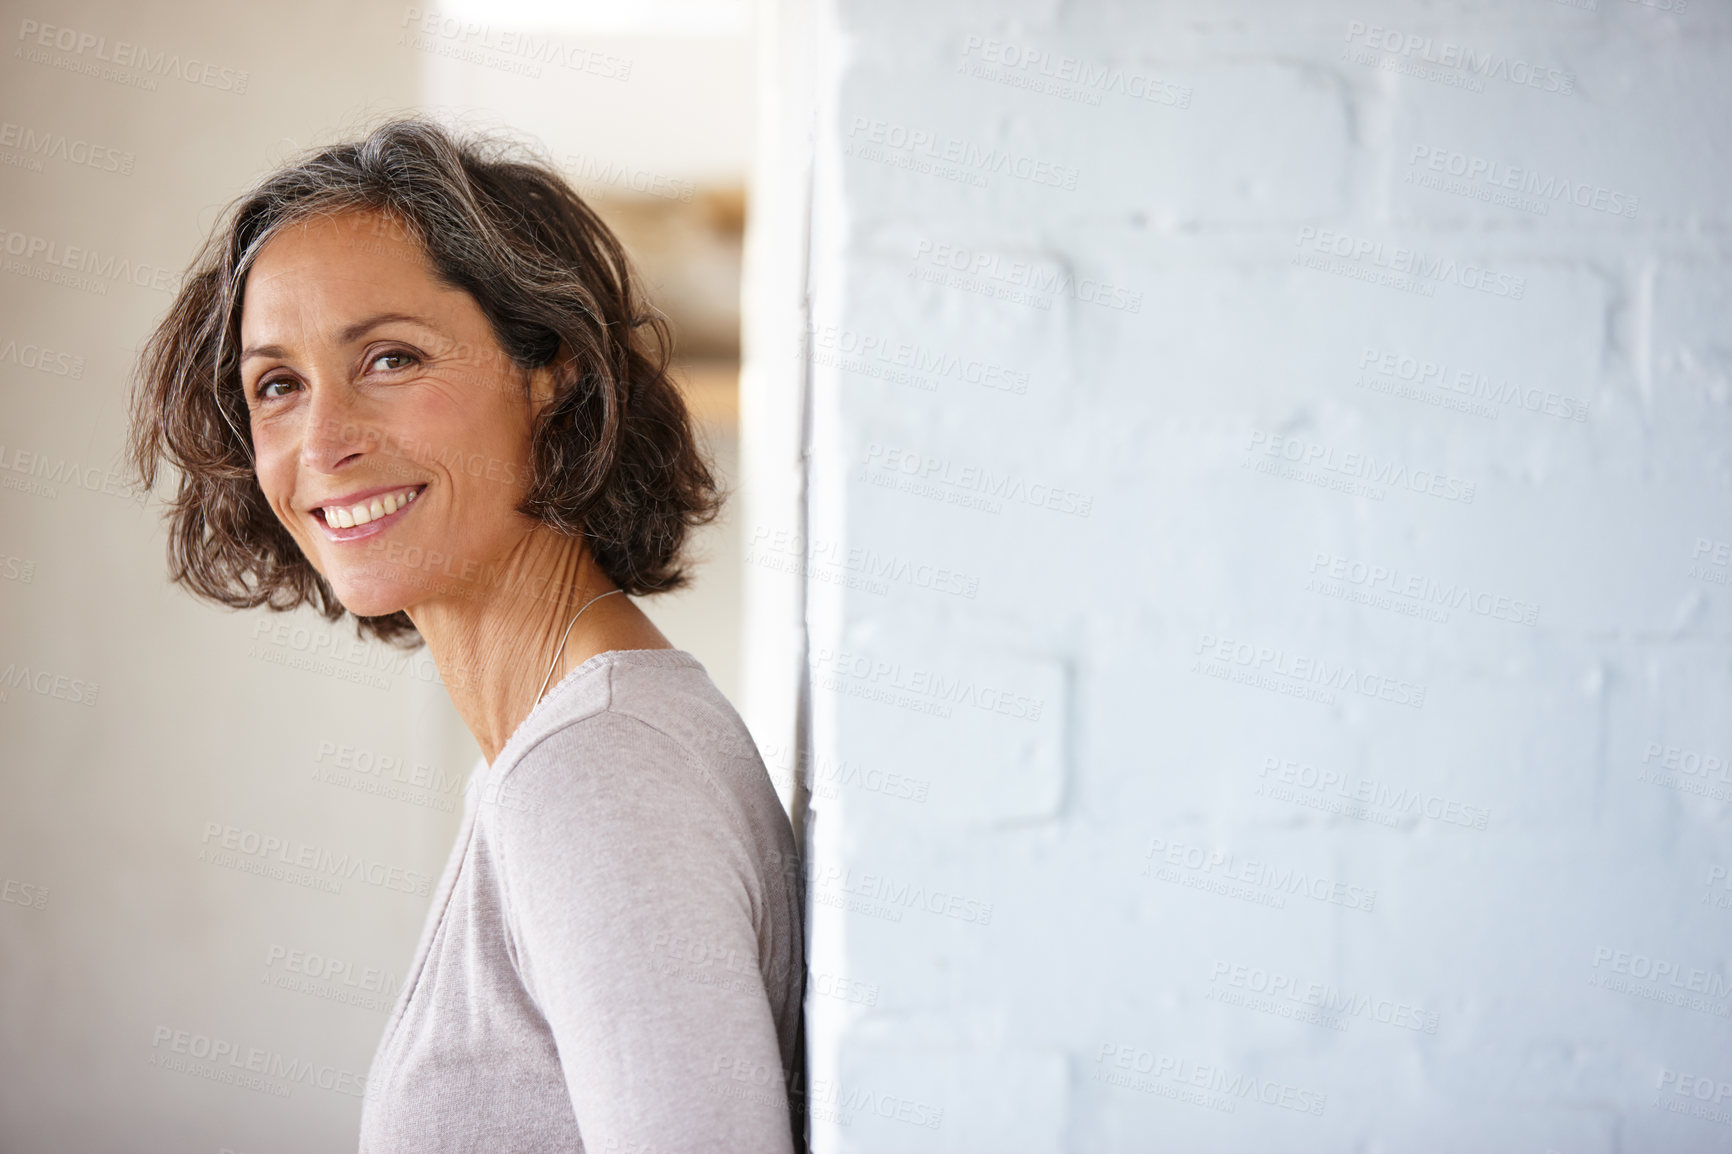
479, 648, 782, 843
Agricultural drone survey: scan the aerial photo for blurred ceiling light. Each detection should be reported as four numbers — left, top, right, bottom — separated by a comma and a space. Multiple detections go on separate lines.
432, 0, 751, 36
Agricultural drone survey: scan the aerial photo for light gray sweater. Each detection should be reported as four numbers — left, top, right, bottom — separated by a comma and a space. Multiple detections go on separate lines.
358, 649, 806, 1153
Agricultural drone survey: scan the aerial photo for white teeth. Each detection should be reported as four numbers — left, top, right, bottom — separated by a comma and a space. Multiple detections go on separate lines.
324, 486, 421, 531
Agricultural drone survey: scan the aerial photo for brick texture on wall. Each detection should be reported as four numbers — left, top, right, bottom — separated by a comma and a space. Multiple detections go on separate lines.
765, 1, 1732, 1150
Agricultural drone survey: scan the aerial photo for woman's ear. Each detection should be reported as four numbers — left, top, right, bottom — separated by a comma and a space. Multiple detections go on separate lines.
527, 362, 558, 418
525, 344, 571, 421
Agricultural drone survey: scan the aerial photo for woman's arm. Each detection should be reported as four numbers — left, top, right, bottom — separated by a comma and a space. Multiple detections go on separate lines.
490, 710, 798, 1154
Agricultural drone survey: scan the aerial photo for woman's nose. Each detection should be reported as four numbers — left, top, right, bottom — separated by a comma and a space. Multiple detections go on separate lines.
298, 381, 379, 472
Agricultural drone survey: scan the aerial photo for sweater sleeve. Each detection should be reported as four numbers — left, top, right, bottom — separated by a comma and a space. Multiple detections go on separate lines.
487, 708, 797, 1154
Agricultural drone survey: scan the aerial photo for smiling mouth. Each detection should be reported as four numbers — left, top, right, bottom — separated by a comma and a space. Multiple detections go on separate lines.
316, 484, 425, 531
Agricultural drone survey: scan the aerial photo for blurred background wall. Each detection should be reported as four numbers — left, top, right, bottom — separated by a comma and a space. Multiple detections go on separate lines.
6, 0, 1732, 1152
0, 2, 756, 1150
761, 1, 1732, 1152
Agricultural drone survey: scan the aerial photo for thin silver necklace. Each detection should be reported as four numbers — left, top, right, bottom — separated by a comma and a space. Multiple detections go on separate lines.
534, 588, 625, 706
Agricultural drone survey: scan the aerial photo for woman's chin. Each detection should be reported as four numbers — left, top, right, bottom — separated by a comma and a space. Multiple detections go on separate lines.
328, 574, 425, 622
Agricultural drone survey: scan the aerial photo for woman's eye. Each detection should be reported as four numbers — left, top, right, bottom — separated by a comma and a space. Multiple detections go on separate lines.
257, 377, 297, 399
370, 350, 417, 372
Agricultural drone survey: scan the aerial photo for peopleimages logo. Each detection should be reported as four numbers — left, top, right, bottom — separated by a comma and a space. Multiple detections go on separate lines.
0, 444, 143, 503
863, 441, 1093, 517
1094, 1043, 1328, 1117
1590, 946, 1732, 1003
1307, 551, 1539, 627
1294, 227, 1526, 300
0, 225, 179, 294
564, 153, 693, 202
910, 239, 1143, 313
1356, 346, 1588, 424
846, 116, 1081, 191
1193, 631, 1427, 709
262, 943, 400, 1009
807, 322, 1030, 395
0, 120, 134, 174
807, 644, 1045, 722
747, 524, 982, 599
15, 19, 250, 93
1247, 430, 1477, 504
0, 336, 84, 378
1207, 960, 1441, 1034
1656, 1068, 1732, 1108
198, 821, 432, 897
1406, 145, 1638, 219
399, 8, 633, 81
1257, 755, 1492, 831
1342, 20, 1575, 95
149, 1026, 365, 1098
807, 861, 995, 926
1144, 836, 1379, 913
0, 660, 99, 707
956, 34, 1193, 109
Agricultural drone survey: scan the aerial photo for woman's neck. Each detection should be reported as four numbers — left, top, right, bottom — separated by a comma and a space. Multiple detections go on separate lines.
405, 527, 674, 763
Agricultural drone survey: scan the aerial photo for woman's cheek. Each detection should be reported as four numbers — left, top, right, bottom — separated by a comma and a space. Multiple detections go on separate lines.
248, 448, 298, 534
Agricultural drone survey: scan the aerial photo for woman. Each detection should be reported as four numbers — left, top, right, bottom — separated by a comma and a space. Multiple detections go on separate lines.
127, 119, 806, 1153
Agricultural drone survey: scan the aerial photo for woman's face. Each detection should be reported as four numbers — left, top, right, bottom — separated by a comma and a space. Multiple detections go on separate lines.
239, 209, 549, 619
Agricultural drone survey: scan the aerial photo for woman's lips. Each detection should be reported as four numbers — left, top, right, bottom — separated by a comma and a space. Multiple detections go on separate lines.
315, 484, 425, 542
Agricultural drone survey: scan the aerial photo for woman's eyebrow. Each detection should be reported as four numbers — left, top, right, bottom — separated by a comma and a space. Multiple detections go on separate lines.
240, 312, 437, 363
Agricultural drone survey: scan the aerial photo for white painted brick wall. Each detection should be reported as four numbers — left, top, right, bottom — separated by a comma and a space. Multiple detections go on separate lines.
770, 1, 1732, 1149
